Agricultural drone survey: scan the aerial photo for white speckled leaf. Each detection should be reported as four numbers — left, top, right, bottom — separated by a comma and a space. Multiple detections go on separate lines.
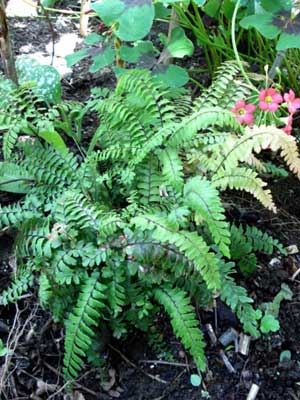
16, 56, 62, 104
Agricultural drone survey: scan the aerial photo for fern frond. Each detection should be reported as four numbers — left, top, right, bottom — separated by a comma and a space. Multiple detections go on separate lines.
22, 145, 78, 187
158, 148, 184, 191
63, 272, 106, 381
220, 262, 261, 337
184, 176, 230, 257
55, 191, 101, 233
102, 264, 126, 317
0, 268, 34, 305
154, 286, 206, 371
132, 214, 220, 290
212, 167, 276, 212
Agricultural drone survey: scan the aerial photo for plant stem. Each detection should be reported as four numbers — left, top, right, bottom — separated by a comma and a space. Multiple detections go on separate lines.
79, 0, 90, 37
0, 0, 18, 84
231, 0, 258, 92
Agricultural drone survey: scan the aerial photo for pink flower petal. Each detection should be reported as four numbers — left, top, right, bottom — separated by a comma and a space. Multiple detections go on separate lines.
235, 100, 246, 108
268, 102, 279, 112
245, 103, 256, 113
243, 113, 254, 125
259, 101, 269, 111
273, 93, 283, 103
259, 89, 267, 101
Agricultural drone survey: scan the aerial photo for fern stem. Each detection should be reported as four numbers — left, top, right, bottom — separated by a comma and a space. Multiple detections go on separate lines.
231, 0, 258, 93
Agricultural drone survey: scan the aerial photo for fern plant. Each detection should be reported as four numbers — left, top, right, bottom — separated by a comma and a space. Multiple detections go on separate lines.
0, 64, 297, 383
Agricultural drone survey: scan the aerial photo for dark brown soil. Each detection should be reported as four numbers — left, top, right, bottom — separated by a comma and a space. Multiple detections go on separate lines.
0, 4, 300, 400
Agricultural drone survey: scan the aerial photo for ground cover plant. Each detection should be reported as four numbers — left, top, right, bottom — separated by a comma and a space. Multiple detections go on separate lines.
0, 1, 300, 399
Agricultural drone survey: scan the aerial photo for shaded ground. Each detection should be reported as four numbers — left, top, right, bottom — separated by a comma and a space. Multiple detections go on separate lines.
0, 3, 300, 399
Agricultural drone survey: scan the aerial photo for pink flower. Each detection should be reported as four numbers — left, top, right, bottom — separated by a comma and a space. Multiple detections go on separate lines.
283, 89, 300, 114
259, 88, 283, 112
230, 100, 256, 125
282, 114, 293, 135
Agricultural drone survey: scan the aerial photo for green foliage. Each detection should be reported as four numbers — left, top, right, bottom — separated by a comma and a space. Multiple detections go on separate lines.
240, 0, 299, 51
154, 286, 206, 371
0, 66, 297, 383
67, 3, 194, 87
230, 224, 286, 275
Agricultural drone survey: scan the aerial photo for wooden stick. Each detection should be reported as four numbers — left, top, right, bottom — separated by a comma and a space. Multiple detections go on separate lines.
0, 0, 18, 84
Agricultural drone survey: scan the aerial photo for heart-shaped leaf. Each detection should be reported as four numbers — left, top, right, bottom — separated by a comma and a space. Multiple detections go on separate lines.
160, 27, 194, 61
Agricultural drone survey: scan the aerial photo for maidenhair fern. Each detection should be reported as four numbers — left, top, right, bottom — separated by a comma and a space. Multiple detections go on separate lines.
0, 65, 296, 384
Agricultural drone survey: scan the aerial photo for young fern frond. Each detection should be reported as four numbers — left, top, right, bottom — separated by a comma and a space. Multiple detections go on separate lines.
63, 272, 106, 381
0, 267, 34, 305
220, 262, 261, 337
154, 286, 206, 371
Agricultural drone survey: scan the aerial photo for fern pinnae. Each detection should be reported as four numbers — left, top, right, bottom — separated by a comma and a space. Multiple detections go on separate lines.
154, 286, 206, 371
132, 214, 220, 291
63, 272, 106, 381
184, 176, 230, 257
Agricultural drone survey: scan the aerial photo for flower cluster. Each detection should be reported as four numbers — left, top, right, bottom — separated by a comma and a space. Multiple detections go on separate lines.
230, 88, 300, 135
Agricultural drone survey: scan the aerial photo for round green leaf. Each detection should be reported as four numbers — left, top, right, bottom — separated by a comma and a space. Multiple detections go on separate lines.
279, 350, 291, 362
153, 64, 189, 87
240, 13, 281, 39
66, 49, 89, 67
190, 374, 202, 387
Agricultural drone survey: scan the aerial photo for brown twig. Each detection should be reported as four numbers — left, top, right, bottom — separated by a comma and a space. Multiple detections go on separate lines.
108, 344, 168, 384
139, 359, 195, 368
37, 0, 56, 65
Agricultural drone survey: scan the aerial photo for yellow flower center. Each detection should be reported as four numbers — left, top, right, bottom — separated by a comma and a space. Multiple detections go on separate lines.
238, 109, 245, 115
265, 95, 272, 103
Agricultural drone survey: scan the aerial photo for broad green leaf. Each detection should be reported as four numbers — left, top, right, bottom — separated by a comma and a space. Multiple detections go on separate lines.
16, 56, 61, 104
84, 33, 104, 45
153, 64, 189, 87
162, 27, 194, 60
92, 0, 155, 41
203, 0, 221, 17
89, 46, 116, 73
119, 41, 157, 63
0, 162, 33, 193
240, 13, 281, 39
41, 0, 58, 6
38, 129, 68, 155
66, 49, 89, 67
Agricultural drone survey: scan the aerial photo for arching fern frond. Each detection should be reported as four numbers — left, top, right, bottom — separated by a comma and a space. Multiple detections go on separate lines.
63, 272, 106, 382
154, 286, 206, 371
212, 167, 276, 212
132, 214, 220, 291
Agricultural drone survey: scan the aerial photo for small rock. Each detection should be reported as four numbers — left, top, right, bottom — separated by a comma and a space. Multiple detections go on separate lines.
269, 258, 281, 267
285, 245, 299, 255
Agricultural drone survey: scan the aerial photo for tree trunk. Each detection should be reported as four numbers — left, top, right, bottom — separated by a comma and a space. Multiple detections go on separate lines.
79, 0, 90, 37
0, 0, 18, 84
